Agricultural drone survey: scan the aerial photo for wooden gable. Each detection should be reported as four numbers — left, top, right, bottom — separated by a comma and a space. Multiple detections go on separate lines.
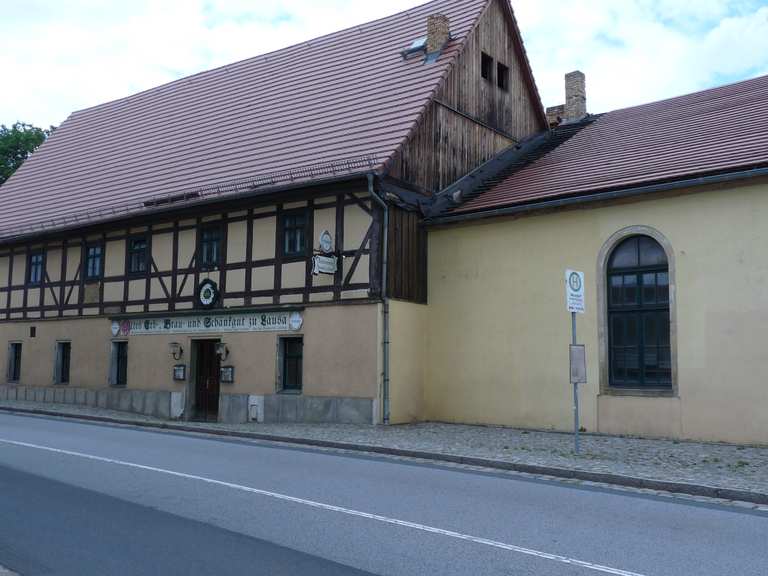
386, 0, 547, 194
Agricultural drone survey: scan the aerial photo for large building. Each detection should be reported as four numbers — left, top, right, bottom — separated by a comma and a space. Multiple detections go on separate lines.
1, 0, 767, 444
0, 0, 546, 425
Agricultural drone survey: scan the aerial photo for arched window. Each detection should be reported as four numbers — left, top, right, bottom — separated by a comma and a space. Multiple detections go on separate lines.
607, 236, 671, 389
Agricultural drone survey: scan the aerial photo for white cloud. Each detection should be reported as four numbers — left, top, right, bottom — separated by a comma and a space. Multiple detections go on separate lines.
2, 0, 767, 127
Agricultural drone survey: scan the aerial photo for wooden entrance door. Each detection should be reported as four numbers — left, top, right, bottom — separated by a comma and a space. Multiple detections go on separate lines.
194, 340, 220, 421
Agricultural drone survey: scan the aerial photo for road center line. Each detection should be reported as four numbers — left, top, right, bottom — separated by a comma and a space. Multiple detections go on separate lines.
0, 437, 648, 576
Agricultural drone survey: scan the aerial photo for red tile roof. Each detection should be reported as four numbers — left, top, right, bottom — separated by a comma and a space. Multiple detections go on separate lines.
0, 0, 494, 240
454, 73, 768, 214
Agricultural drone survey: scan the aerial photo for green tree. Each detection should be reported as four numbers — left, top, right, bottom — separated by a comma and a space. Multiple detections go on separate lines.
0, 122, 55, 186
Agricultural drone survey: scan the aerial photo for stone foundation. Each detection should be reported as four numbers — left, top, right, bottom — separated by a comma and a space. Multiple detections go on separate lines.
0, 384, 183, 420
218, 394, 374, 424
0, 385, 375, 425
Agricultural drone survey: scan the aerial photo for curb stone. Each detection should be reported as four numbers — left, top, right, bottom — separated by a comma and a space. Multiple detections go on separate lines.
2, 405, 767, 506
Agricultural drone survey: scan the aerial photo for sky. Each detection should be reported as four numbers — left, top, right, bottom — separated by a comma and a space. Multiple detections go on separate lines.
2, 0, 767, 128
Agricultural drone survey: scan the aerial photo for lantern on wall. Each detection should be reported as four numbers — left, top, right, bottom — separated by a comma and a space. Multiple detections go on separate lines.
168, 342, 184, 361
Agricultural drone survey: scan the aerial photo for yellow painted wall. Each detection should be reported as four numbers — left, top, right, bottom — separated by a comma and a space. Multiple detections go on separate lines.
0, 319, 113, 387
389, 300, 427, 423
0, 304, 379, 400
426, 180, 768, 444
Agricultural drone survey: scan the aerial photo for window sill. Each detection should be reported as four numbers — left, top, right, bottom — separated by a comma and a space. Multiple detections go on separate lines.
282, 254, 307, 262
600, 388, 677, 398
277, 389, 302, 396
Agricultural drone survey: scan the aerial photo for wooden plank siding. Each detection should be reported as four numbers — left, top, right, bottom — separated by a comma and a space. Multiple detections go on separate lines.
387, 207, 427, 304
386, 0, 546, 194
387, 103, 514, 194
0, 190, 377, 321
435, 0, 544, 138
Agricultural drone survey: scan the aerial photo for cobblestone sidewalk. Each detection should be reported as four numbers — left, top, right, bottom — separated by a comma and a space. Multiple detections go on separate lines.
1, 399, 766, 497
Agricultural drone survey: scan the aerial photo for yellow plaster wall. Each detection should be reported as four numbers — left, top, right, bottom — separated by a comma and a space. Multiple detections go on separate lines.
426, 180, 768, 444
0, 304, 380, 399
389, 300, 427, 423
0, 319, 113, 387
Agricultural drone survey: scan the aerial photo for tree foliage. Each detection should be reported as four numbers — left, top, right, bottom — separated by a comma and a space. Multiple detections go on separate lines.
0, 122, 55, 186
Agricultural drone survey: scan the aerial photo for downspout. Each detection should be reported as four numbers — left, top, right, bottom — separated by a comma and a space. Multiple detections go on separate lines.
368, 173, 390, 425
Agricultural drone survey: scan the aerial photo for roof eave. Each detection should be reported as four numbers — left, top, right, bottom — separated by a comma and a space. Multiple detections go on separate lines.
426, 165, 768, 226
0, 170, 374, 247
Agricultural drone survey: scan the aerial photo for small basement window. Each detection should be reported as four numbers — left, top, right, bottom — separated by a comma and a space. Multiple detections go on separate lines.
481, 52, 494, 82
55, 342, 71, 385
279, 337, 303, 393
497, 62, 509, 91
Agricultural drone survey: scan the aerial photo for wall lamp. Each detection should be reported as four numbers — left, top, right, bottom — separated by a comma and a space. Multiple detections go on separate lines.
216, 343, 230, 361
168, 342, 184, 361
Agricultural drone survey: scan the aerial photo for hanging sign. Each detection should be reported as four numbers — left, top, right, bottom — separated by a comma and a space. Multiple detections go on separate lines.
565, 269, 585, 314
312, 255, 338, 275
111, 311, 304, 336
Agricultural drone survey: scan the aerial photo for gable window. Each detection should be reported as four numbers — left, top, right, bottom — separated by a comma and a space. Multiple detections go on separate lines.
282, 212, 307, 257
54, 342, 71, 385
481, 52, 494, 82
28, 251, 44, 285
607, 235, 671, 389
497, 62, 509, 91
7, 343, 22, 382
199, 225, 222, 270
85, 244, 103, 281
127, 236, 148, 275
110, 341, 128, 387
279, 337, 303, 393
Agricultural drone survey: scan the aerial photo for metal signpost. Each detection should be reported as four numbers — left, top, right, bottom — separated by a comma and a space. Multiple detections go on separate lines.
565, 269, 586, 454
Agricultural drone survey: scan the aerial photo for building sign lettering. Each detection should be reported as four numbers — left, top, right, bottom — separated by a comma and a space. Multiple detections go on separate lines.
112, 311, 303, 337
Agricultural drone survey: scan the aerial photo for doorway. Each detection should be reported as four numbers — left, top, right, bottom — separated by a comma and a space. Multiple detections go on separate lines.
193, 339, 220, 422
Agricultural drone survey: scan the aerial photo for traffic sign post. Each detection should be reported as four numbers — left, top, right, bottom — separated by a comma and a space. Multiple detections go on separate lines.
565, 270, 586, 454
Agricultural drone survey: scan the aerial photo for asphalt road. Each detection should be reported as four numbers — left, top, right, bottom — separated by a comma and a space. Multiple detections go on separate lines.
0, 413, 766, 576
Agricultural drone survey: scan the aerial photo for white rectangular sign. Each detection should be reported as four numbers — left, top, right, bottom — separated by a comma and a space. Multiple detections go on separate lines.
569, 344, 587, 384
312, 255, 338, 275
565, 269, 585, 314
112, 311, 303, 337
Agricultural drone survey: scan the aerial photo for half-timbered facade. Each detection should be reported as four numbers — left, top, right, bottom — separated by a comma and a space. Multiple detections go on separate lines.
0, 0, 546, 424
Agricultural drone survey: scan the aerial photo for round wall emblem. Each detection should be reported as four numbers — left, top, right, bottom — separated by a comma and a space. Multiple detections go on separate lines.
197, 279, 219, 309
111, 321, 121, 337
568, 271, 582, 292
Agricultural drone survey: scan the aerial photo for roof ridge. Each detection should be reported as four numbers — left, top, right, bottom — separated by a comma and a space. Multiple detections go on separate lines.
599, 72, 768, 117
379, 0, 492, 175
69, 0, 466, 118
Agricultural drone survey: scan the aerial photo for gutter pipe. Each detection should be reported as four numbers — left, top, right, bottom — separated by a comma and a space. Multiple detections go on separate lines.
427, 166, 768, 226
368, 173, 390, 425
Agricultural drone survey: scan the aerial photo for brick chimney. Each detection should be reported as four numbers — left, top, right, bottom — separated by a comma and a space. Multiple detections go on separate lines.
426, 14, 450, 54
564, 71, 587, 120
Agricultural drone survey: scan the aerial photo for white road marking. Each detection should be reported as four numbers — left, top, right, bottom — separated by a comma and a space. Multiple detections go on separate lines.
0, 437, 648, 576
